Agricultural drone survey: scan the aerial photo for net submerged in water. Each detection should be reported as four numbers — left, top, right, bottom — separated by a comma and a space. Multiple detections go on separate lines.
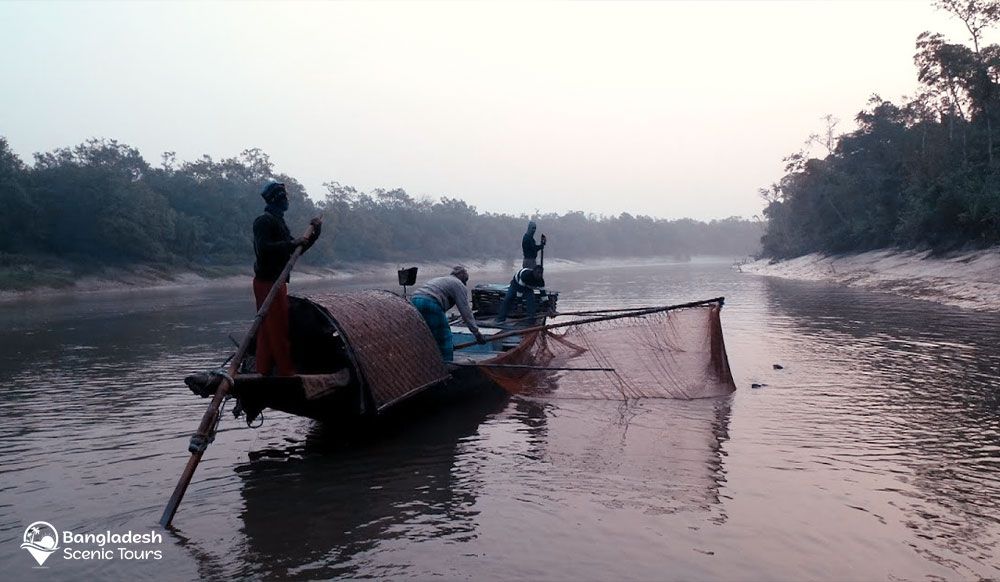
478, 303, 736, 400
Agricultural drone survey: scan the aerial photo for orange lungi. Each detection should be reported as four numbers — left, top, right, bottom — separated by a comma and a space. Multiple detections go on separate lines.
252, 278, 295, 376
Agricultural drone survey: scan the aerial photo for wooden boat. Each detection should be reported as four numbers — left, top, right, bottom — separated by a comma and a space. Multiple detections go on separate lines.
169, 286, 733, 531
185, 286, 543, 425
470, 283, 558, 322
184, 283, 731, 425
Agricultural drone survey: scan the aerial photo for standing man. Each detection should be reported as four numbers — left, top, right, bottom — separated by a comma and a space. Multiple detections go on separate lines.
253, 181, 321, 376
522, 221, 546, 268
410, 266, 486, 361
495, 265, 545, 324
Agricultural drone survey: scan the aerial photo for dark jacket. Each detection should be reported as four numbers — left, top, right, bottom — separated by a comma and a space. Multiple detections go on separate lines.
253, 211, 296, 281
522, 230, 544, 260
513, 267, 545, 289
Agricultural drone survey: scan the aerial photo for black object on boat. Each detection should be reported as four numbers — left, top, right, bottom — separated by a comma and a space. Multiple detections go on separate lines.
398, 267, 418, 286
398, 266, 418, 297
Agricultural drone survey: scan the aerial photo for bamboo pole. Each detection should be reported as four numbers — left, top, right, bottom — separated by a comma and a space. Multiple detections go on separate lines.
452, 362, 615, 372
482, 304, 658, 326
160, 217, 321, 528
454, 296, 724, 351
489, 302, 707, 325
551, 305, 667, 317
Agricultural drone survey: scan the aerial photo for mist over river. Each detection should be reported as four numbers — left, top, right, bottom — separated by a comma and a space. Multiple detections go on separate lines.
1, 259, 997, 580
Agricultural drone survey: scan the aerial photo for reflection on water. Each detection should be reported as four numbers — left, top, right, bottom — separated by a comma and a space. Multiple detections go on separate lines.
0, 260, 997, 580
235, 390, 507, 579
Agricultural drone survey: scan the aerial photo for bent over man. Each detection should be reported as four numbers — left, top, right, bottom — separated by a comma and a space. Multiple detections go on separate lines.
410, 266, 486, 361
252, 181, 321, 376
495, 265, 545, 324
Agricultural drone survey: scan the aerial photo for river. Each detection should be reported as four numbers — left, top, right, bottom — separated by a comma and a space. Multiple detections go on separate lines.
1, 259, 997, 580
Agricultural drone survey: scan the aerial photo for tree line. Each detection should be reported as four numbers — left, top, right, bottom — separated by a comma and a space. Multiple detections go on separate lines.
0, 137, 761, 272
761, 0, 1000, 258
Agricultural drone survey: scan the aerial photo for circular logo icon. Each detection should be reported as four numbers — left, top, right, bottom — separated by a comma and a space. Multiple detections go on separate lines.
21, 521, 59, 566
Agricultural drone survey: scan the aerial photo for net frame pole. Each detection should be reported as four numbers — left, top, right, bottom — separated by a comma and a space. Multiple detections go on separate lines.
454, 296, 724, 351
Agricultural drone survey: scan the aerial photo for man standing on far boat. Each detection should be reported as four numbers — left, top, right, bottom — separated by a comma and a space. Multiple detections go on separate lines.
522, 220, 546, 268
252, 181, 321, 376
495, 220, 547, 325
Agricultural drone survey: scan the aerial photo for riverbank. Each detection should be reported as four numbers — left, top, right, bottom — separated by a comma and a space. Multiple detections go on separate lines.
0, 260, 480, 301
0, 256, 645, 301
0, 255, 714, 301
740, 248, 1000, 312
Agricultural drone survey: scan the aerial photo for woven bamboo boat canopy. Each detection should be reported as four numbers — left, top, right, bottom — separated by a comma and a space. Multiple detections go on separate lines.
304, 290, 450, 410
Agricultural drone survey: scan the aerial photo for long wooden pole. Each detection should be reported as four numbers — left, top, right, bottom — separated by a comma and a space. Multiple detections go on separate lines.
553, 305, 666, 316
159, 217, 321, 528
500, 305, 664, 322
454, 296, 724, 351
451, 362, 615, 372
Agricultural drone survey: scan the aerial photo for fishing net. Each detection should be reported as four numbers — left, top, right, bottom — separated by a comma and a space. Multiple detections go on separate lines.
478, 303, 735, 400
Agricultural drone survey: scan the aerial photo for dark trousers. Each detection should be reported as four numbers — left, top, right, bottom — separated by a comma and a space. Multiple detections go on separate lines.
253, 278, 295, 376
496, 278, 536, 323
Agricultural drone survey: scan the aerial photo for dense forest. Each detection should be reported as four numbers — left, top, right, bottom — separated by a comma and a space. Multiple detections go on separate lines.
0, 136, 760, 281
761, 0, 1000, 258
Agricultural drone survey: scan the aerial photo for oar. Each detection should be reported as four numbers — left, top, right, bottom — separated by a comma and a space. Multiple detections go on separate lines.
454, 296, 724, 351
159, 217, 321, 528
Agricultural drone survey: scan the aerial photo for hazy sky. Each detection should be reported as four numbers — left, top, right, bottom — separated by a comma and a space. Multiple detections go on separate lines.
0, 1, 983, 220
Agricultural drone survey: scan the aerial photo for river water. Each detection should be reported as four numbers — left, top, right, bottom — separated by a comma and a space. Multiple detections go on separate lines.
0, 259, 997, 580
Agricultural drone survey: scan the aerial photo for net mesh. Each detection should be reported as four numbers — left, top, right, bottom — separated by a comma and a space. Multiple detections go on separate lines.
478, 304, 736, 400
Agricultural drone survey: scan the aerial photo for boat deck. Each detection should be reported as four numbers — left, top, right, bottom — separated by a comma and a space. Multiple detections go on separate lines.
451, 325, 521, 361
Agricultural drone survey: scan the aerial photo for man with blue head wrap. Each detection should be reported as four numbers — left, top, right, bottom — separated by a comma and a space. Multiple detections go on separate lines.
251, 181, 322, 376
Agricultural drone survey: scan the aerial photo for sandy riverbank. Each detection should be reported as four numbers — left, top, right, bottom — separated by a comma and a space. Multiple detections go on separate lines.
740, 248, 1000, 312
